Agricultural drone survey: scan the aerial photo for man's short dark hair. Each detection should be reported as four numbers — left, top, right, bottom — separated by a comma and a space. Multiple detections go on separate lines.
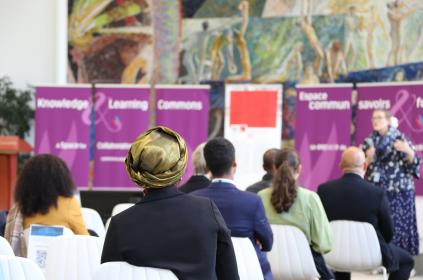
263, 148, 279, 173
204, 138, 235, 177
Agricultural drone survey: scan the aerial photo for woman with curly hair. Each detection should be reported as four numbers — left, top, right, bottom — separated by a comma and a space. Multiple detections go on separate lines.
5, 154, 88, 256
258, 148, 334, 280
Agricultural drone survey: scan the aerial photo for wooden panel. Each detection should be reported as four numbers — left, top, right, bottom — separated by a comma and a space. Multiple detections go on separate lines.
0, 155, 10, 210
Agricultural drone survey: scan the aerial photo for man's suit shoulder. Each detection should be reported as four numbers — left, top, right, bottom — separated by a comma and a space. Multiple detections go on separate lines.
318, 176, 384, 197
181, 192, 215, 204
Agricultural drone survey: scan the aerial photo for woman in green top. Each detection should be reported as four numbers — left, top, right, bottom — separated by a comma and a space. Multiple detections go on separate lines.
258, 148, 334, 280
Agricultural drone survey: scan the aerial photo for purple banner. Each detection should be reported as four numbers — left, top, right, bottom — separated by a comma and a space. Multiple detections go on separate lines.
93, 86, 150, 188
295, 84, 353, 191
156, 86, 210, 185
356, 82, 423, 195
35, 86, 91, 187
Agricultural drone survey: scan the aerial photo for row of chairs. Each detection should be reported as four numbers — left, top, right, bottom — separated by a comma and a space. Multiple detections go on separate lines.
268, 222, 387, 280
0, 235, 259, 280
0, 255, 178, 280
81, 204, 134, 237
0, 219, 387, 280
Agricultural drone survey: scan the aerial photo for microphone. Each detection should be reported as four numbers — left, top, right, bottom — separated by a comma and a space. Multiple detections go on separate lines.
364, 138, 373, 147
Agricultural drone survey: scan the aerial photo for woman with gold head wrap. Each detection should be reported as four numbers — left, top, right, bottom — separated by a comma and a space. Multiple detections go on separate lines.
101, 126, 239, 280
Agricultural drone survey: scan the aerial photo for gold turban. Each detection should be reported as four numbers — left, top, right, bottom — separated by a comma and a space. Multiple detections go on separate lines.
125, 126, 187, 188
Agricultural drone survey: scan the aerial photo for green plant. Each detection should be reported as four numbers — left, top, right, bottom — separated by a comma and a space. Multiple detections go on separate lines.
0, 77, 34, 138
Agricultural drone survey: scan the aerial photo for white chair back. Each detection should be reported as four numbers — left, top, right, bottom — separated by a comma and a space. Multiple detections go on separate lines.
45, 235, 104, 280
93, 262, 178, 280
267, 225, 319, 280
231, 237, 264, 280
105, 217, 111, 233
0, 255, 45, 280
111, 203, 134, 216
324, 221, 384, 272
0, 236, 14, 256
81, 208, 106, 237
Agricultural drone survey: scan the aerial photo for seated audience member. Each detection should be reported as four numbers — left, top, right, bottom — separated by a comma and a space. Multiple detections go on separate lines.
258, 148, 334, 280
246, 148, 279, 193
5, 154, 89, 256
192, 138, 273, 280
179, 142, 211, 193
101, 127, 239, 280
318, 147, 414, 280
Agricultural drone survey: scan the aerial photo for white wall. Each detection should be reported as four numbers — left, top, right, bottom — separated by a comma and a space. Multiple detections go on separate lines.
0, 0, 66, 89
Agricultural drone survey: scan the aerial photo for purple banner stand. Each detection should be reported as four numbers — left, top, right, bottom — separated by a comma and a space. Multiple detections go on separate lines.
295, 84, 353, 191
35, 86, 91, 187
155, 85, 210, 185
93, 85, 150, 188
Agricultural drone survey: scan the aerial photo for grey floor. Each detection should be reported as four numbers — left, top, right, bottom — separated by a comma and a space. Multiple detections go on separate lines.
351, 272, 423, 280
350, 254, 423, 279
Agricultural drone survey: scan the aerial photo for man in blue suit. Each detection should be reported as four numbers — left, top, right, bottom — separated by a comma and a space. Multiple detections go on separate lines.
192, 138, 274, 280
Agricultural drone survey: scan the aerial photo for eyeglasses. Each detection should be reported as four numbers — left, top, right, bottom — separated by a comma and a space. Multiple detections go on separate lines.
371, 116, 387, 121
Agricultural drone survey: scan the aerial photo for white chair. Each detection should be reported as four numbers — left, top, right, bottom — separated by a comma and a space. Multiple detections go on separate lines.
105, 203, 135, 233
111, 203, 134, 216
0, 236, 14, 256
231, 237, 264, 280
93, 262, 178, 280
45, 235, 104, 280
0, 255, 45, 280
267, 225, 319, 280
105, 217, 111, 233
324, 220, 387, 280
81, 207, 106, 237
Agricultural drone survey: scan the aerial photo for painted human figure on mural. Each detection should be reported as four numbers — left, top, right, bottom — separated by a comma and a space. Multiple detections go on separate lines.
210, 29, 236, 80
300, 64, 320, 84
180, 21, 212, 84
344, 5, 365, 71
365, 5, 389, 69
325, 40, 347, 83
386, 0, 416, 66
197, 21, 212, 82
299, 0, 324, 73
227, 1, 252, 81
300, 0, 313, 25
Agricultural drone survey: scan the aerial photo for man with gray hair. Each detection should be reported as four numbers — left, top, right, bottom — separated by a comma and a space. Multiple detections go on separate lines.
317, 146, 414, 280
179, 143, 211, 193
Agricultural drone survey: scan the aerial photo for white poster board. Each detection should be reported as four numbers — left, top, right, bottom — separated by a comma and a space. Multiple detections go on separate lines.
224, 84, 283, 189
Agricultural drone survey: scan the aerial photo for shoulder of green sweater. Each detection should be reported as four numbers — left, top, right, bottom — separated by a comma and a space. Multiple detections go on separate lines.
297, 187, 321, 205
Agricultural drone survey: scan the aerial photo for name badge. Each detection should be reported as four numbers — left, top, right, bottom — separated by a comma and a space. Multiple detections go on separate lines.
373, 172, 380, 183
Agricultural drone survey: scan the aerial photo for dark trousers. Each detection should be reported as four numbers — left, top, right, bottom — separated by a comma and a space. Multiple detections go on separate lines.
334, 245, 414, 280
311, 248, 335, 280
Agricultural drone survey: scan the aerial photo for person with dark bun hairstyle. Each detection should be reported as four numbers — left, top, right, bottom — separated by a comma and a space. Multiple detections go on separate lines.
5, 154, 88, 256
258, 148, 334, 280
